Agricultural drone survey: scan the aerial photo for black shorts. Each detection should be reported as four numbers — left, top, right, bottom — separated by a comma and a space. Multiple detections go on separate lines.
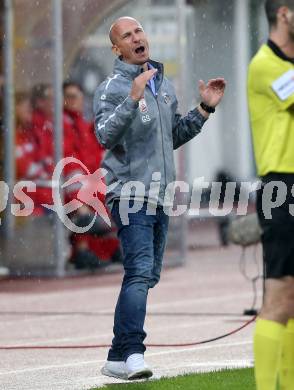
256, 173, 294, 278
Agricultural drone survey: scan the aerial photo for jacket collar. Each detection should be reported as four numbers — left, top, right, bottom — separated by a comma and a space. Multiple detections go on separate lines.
113, 57, 164, 84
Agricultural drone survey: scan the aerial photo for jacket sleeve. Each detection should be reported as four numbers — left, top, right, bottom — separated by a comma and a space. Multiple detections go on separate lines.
172, 103, 208, 150
93, 86, 139, 150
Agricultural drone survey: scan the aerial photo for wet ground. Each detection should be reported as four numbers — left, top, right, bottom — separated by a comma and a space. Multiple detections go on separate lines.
0, 222, 262, 390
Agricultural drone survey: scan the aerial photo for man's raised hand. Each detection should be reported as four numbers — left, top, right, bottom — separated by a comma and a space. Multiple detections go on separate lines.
130, 68, 158, 102
199, 78, 226, 109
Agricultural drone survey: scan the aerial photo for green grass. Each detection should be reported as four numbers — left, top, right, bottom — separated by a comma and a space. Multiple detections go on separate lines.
93, 368, 255, 390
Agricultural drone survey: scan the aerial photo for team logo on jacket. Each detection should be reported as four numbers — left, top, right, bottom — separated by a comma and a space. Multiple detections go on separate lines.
162, 93, 171, 104
139, 98, 148, 113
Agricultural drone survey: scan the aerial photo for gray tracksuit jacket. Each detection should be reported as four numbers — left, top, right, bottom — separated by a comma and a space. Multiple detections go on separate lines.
93, 57, 207, 208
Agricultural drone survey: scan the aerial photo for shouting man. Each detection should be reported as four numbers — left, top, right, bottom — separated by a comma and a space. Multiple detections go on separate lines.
94, 16, 226, 380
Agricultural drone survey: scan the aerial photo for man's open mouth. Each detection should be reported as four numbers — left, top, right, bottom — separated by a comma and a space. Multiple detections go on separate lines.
135, 46, 145, 54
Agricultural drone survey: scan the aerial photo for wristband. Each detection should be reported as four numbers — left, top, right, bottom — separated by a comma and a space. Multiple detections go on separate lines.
200, 102, 215, 114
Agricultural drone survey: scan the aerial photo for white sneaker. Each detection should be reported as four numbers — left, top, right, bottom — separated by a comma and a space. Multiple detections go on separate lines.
101, 360, 128, 380
126, 353, 153, 380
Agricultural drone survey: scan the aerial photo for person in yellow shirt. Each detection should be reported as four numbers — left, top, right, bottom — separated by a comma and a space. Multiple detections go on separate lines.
248, 1, 294, 389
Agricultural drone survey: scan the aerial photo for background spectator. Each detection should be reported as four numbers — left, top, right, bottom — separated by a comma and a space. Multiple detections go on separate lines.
30, 83, 80, 208
63, 81, 122, 269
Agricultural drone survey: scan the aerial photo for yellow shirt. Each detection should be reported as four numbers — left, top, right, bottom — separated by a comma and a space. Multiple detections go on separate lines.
248, 44, 294, 176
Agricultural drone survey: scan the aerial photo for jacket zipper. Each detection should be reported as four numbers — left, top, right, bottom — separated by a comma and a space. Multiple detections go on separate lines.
154, 92, 167, 189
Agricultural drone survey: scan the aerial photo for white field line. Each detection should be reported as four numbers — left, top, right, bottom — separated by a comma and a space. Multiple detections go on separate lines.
0, 363, 254, 390
0, 271, 190, 303
0, 340, 252, 376
158, 359, 253, 370
0, 359, 106, 376
55, 361, 255, 390
0, 284, 122, 302
0, 315, 252, 346
148, 292, 262, 309
0, 275, 261, 305
47, 360, 254, 390
0, 291, 260, 326
146, 340, 252, 358
0, 314, 90, 326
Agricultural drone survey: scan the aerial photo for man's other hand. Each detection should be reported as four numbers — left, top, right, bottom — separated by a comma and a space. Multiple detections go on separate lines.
130, 69, 158, 102
198, 78, 226, 108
